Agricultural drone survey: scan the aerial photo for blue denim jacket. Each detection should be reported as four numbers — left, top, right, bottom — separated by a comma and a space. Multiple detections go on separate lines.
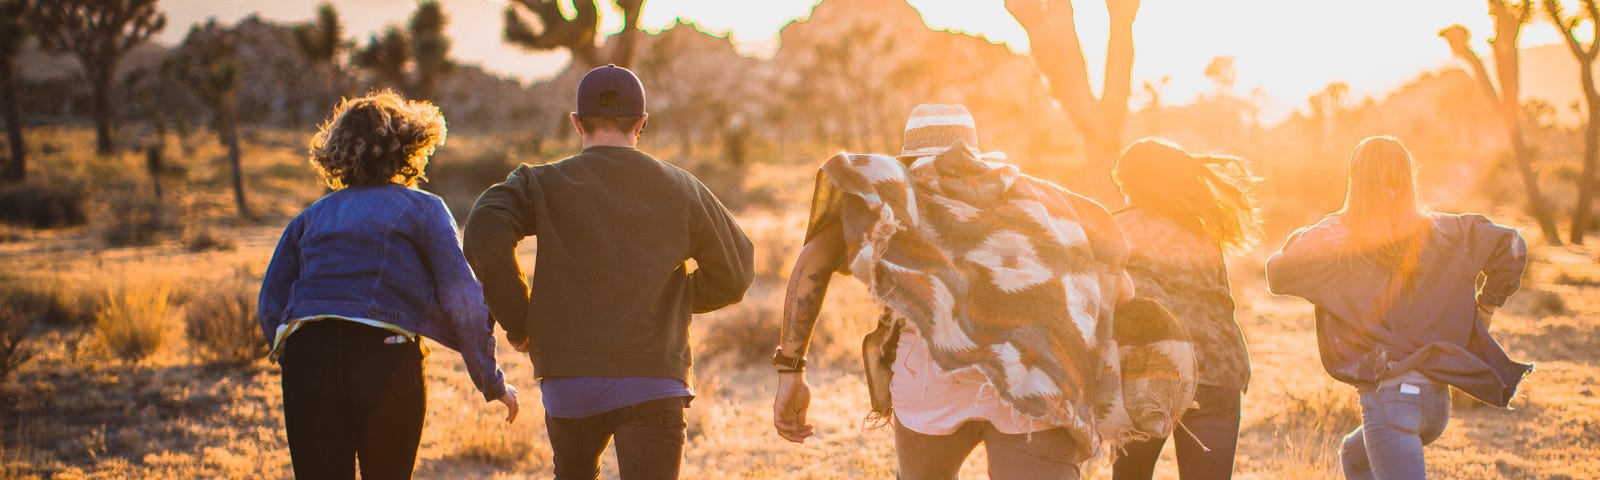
259, 184, 508, 402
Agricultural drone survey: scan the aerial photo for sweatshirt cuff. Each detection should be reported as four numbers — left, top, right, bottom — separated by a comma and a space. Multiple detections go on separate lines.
479, 370, 508, 402
1475, 293, 1508, 309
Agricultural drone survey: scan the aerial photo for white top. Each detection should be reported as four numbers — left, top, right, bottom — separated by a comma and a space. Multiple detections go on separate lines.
890, 321, 1067, 435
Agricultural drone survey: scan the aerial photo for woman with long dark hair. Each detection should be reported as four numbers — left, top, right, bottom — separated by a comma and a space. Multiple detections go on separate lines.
1110, 138, 1261, 479
1267, 136, 1530, 479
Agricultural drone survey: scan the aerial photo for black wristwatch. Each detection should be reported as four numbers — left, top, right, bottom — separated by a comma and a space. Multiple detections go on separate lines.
772, 347, 806, 372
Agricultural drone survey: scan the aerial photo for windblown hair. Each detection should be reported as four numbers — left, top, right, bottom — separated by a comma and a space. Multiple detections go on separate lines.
1337, 135, 1432, 273
1114, 138, 1263, 256
308, 90, 446, 189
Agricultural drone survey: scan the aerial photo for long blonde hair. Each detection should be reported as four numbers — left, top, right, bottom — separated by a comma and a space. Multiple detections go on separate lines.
1338, 135, 1431, 272
1114, 138, 1263, 256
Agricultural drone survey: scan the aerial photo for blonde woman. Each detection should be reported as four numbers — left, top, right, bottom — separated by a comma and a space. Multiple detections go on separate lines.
259, 90, 519, 479
1111, 138, 1261, 479
1267, 136, 1531, 480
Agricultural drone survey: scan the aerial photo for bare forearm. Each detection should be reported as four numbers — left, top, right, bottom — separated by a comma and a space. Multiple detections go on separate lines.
781, 267, 831, 358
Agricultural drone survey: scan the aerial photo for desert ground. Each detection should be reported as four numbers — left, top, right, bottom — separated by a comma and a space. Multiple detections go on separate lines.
1, 128, 1598, 479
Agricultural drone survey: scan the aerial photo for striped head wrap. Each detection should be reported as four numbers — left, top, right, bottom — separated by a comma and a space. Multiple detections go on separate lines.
900, 104, 980, 158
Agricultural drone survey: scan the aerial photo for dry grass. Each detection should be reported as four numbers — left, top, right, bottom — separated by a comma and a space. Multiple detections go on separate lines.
93, 283, 176, 362
183, 275, 266, 366
3, 127, 1599, 479
0, 305, 39, 384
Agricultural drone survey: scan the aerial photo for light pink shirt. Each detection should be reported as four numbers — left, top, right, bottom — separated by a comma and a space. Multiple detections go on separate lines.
891, 321, 1068, 435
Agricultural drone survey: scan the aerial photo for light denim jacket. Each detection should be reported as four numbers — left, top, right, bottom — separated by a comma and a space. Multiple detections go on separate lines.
259, 184, 508, 402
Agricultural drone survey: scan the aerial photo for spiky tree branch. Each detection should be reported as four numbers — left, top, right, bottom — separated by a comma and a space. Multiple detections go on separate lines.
1438, 0, 1562, 244
1544, 0, 1600, 243
1004, 0, 1139, 204
503, 0, 646, 69
353, 1, 451, 102
32, 0, 165, 156
293, 2, 346, 107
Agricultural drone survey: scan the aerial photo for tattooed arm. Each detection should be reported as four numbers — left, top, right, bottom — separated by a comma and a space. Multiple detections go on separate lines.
773, 219, 846, 443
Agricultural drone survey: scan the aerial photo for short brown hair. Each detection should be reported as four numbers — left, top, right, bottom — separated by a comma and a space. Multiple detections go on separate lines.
309, 90, 447, 189
577, 115, 644, 136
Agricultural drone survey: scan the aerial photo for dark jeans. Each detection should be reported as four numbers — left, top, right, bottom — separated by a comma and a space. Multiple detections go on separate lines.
893, 418, 1082, 480
280, 320, 427, 480
546, 395, 690, 480
1112, 385, 1243, 480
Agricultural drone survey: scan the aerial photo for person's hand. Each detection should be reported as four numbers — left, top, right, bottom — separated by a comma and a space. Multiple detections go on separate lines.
773, 371, 815, 443
497, 384, 520, 424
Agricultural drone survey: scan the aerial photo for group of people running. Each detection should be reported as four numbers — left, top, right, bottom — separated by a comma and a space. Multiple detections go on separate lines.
258, 64, 1530, 480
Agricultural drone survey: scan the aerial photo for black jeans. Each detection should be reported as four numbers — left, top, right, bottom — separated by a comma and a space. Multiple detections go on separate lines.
279, 320, 427, 480
546, 396, 690, 480
1112, 384, 1243, 480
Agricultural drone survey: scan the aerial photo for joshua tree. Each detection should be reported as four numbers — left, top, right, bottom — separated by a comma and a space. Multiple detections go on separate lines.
169, 20, 249, 218
1544, 0, 1600, 243
32, 0, 165, 156
503, 0, 646, 69
293, 2, 347, 108
1439, 0, 1561, 244
353, 1, 451, 101
1003, 0, 1139, 204
0, 0, 30, 182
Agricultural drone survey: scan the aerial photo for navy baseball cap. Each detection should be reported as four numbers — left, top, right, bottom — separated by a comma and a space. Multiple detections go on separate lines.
576, 64, 646, 116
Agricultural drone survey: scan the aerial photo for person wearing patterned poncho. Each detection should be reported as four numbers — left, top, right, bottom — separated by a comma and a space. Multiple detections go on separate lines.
772, 104, 1194, 479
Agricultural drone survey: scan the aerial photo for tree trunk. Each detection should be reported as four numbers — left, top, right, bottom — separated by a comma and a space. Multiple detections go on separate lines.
1, 60, 23, 183
1507, 119, 1561, 244
222, 101, 250, 219
92, 66, 115, 156
1572, 70, 1600, 244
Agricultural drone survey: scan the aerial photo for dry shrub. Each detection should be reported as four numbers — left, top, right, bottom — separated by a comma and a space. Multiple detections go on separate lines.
0, 275, 97, 328
444, 432, 539, 470
0, 181, 87, 229
184, 278, 264, 365
1504, 287, 1566, 318
695, 298, 780, 368
102, 195, 165, 247
0, 305, 39, 384
1246, 384, 1361, 476
95, 284, 175, 361
182, 225, 235, 252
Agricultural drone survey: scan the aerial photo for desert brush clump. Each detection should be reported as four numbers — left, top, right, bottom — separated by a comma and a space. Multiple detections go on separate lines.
0, 305, 39, 384
0, 181, 88, 229
0, 275, 97, 328
183, 276, 264, 365
94, 283, 175, 361
101, 193, 166, 247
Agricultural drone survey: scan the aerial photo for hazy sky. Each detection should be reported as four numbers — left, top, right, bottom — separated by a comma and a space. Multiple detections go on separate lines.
160, 0, 1581, 120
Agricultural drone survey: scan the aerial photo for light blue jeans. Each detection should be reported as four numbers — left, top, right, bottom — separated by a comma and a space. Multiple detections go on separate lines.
1340, 372, 1451, 480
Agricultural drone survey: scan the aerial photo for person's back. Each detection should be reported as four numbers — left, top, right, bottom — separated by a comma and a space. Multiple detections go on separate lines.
1108, 138, 1259, 480
1265, 135, 1529, 480
474, 145, 750, 378
462, 64, 753, 479
259, 91, 517, 480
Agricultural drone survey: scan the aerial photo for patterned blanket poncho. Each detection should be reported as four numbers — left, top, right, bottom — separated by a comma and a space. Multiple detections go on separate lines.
822, 146, 1156, 454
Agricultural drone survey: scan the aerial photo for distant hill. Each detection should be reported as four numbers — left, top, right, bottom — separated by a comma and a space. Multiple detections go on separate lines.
1520, 43, 1597, 124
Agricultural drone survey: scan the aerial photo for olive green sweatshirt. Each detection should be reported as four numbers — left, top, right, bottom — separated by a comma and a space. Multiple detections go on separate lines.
462, 146, 754, 383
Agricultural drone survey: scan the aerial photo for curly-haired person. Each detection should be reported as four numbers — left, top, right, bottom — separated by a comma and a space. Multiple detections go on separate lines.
258, 90, 520, 480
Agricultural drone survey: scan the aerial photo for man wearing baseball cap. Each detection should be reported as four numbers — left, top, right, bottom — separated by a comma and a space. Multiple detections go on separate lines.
463, 64, 755, 479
